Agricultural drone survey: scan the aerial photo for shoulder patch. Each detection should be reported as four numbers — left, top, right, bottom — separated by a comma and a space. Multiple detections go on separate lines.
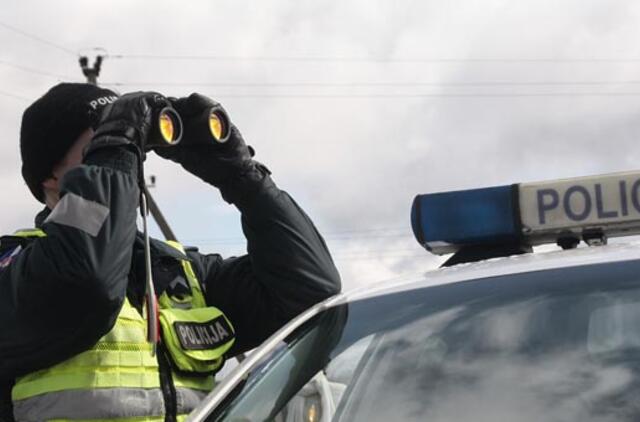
0, 245, 22, 269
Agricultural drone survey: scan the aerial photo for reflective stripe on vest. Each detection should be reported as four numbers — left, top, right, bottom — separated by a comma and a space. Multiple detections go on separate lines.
11, 232, 224, 421
162, 241, 206, 308
13, 299, 158, 400
12, 296, 163, 421
13, 388, 202, 421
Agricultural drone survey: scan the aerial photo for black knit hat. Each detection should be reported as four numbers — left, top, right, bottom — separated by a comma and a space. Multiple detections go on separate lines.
20, 83, 119, 202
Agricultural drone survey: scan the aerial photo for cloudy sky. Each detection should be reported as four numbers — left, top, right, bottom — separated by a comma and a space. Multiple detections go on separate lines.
2, 0, 640, 289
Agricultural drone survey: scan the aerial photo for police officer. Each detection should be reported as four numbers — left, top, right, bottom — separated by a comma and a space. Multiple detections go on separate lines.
0, 84, 341, 422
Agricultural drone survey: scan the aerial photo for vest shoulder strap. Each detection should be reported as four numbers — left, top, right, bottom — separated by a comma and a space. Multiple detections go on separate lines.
163, 240, 207, 308
12, 229, 46, 238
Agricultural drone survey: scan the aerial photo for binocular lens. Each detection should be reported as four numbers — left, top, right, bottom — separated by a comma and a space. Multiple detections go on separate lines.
158, 109, 181, 145
209, 110, 229, 143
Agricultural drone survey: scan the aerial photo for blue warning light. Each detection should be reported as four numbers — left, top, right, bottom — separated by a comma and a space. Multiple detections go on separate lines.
412, 171, 640, 256
411, 185, 521, 254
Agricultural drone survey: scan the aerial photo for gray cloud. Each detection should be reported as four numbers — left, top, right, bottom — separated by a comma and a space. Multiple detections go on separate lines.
3, 0, 640, 288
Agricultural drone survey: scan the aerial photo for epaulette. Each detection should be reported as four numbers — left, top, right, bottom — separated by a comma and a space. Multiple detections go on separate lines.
0, 230, 44, 255
0, 236, 29, 255
0, 236, 30, 269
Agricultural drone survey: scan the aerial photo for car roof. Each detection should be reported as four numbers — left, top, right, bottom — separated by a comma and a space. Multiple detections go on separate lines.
341, 240, 640, 303
188, 240, 640, 421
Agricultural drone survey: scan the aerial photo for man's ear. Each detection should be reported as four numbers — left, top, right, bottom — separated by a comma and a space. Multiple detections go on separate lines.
42, 175, 59, 191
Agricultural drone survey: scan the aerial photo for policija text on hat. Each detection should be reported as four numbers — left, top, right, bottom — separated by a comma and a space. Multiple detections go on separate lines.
0, 84, 341, 422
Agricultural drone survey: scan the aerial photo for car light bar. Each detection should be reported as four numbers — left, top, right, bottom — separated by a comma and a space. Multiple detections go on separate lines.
412, 171, 640, 255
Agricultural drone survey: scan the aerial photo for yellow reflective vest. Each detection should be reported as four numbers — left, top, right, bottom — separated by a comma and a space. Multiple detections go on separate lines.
10, 231, 235, 422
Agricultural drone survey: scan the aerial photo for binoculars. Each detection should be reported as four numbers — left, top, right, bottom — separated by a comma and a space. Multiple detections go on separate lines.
147, 100, 231, 149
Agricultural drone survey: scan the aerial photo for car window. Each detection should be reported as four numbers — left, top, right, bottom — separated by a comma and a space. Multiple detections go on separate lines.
204, 259, 640, 422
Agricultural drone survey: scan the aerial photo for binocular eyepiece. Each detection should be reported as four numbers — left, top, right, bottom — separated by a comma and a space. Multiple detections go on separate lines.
148, 106, 183, 148
146, 102, 231, 150
202, 105, 231, 144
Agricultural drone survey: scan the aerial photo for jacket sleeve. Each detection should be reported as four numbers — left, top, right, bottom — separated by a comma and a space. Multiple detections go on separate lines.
188, 171, 342, 356
0, 147, 139, 379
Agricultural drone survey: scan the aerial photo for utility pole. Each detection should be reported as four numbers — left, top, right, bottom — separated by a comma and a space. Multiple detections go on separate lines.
78, 55, 177, 241
143, 180, 177, 241
78, 54, 247, 362
78, 55, 102, 85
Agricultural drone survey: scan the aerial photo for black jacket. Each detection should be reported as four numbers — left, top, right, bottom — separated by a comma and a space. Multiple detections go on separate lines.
0, 147, 340, 420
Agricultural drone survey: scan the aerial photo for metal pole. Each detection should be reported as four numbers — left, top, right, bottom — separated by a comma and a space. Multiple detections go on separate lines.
143, 185, 177, 241
79, 56, 247, 364
79, 56, 102, 86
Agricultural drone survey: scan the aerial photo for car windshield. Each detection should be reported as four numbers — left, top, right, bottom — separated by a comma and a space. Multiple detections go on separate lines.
206, 259, 640, 422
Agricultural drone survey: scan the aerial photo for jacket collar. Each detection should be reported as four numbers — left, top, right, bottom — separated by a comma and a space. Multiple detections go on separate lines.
34, 207, 51, 228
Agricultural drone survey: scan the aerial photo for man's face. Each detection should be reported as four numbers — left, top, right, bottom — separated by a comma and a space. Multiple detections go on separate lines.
42, 128, 94, 208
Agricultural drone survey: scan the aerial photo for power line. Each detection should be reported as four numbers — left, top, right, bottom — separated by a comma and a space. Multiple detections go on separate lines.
191, 235, 414, 247
192, 231, 410, 242
332, 248, 420, 257
0, 89, 31, 102
183, 227, 407, 240
109, 54, 640, 64
95, 91, 640, 101
205, 92, 640, 99
325, 233, 413, 241
0, 59, 75, 80
0, 20, 77, 56
334, 246, 418, 253
203, 249, 427, 261
319, 227, 407, 234
185, 246, 428, 261
182, 229, 411, 245
102, 80, 640, 88
334, 253, 427, 261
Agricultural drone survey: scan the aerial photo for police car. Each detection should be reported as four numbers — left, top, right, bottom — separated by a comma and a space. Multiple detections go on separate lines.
188, 171, 640, 422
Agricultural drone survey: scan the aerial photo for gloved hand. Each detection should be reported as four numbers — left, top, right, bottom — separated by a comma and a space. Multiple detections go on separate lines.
85, 91, 171, 159
154, 93, 257, 189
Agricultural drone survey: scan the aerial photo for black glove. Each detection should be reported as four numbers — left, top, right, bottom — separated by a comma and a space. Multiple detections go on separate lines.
155, 93, 260, 191
85, 91, 171, 160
